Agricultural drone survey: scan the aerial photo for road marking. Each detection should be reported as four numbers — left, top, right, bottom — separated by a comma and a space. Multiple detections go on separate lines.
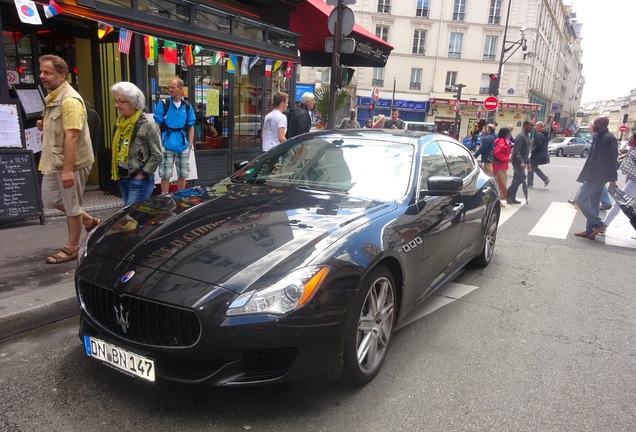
498, 201, 524, 226
529, 202, 578, 239
603, 212, 636, 249
400, 281, 479, 328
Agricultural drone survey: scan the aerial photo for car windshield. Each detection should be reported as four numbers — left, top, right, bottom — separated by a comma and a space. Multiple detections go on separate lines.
233, 136, 414, 201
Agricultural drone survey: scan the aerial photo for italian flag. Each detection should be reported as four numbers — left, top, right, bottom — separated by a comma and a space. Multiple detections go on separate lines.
211, 51, 224, 66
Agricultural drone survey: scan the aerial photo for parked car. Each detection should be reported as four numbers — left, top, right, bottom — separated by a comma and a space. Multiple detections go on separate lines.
462, 135, 481, 150
76, 130, 500, 387
233, 114, 262, 137
547, 137, 591, 157
403, 121, 436, 132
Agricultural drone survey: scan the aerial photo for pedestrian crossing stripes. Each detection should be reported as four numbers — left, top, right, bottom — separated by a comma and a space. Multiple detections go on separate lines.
499, 200, 636, 249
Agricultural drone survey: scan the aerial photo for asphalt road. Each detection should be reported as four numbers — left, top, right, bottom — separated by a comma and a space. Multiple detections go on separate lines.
1, 156, 635, 432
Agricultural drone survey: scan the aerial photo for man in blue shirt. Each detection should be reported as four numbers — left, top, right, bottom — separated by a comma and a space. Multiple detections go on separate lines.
154, 77, 196, 193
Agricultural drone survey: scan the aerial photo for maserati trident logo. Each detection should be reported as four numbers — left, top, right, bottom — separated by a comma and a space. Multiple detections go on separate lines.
114, 303, 130, 333
120, 270, 135, 283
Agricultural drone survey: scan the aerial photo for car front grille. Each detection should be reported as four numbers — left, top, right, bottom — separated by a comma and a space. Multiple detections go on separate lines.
78, 280, 201, 348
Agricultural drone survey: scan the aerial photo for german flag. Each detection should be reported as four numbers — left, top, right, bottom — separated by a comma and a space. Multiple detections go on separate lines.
185, 45, 194, 66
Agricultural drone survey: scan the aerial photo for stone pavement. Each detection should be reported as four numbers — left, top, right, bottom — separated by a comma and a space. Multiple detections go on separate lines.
0, 186, 124, 339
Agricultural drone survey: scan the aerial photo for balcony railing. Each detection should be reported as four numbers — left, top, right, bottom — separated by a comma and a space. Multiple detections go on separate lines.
483, 54, 496, 61
412, 47, 426, 55
448, 51, 461, 59
488, 16, 500, 24
372, 79, 384, 87
410, 82, 422, 90
378, 5, 391, 14
452, 13, 465, 21
479, 87, 490, 94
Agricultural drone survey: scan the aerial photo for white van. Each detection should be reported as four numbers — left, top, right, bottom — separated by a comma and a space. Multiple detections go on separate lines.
403, 121, 436, 132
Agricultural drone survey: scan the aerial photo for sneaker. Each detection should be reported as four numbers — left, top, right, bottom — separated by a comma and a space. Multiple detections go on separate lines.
544, 178, 551, 187
528, 185, 533, 189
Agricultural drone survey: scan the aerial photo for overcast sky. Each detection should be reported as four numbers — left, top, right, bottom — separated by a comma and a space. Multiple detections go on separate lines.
567, 0, 635, 103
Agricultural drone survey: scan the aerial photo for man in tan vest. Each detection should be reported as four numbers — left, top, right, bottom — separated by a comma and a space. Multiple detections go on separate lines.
37, 55, 98, 264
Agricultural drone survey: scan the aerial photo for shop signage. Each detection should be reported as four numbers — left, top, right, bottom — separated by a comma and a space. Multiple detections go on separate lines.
358, 97, 428, 111
429, 98, 540, 111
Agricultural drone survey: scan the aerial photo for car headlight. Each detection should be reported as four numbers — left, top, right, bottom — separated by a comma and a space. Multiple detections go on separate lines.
226, 266, 329, 316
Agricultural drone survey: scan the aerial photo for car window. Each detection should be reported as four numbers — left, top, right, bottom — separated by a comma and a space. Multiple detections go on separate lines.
439, 141, 476, 178
419, 141, 450, 192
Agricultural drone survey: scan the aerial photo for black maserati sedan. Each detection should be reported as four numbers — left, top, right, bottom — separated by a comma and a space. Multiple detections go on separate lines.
76, 129, 500, 386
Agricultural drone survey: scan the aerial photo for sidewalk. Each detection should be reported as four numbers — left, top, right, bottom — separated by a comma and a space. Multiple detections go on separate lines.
0, 186, 124, 339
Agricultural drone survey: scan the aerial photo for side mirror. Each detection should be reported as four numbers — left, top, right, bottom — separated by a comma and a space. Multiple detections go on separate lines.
420, 176, 463, 198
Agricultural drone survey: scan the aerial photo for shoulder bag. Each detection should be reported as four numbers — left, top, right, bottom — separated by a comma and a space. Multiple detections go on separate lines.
619, 155, 636, 178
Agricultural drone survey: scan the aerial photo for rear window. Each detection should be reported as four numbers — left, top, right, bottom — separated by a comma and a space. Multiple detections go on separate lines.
405, 123, 435, 132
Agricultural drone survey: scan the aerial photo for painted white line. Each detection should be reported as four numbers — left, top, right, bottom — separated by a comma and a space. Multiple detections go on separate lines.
400, 282, 479, 328
529, 202, 578, 239
498, 201, 524, 226
603, 212, 636, 249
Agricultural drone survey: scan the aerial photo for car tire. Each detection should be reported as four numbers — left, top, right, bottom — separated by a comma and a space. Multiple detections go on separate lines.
556, 148, 564, 157
471, 209, 499, 268
342, 265, 396, 386
581, 149, 589, 158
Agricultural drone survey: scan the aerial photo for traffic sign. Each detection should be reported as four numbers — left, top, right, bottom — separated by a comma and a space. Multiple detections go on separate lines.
328, 6, 355, 37
620, 125, 627, 133
325, 37, 355, 53
552, 122, 560, 130
372, 87, 380, 102
453, 100, 459, 112
483, 96, 499, 111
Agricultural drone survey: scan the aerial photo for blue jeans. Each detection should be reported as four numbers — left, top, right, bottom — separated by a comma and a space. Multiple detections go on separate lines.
601, 186, 611, 207
119, 176, 155, 206
575, 181, 606, 233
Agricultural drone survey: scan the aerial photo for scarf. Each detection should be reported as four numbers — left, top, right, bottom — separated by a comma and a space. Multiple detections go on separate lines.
111, 110, 142, 180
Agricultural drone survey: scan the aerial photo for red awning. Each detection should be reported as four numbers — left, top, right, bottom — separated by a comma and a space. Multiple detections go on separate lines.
290, 0, 393, 67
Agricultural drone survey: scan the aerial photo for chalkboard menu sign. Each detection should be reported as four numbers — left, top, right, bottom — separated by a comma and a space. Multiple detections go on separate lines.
0, 149, 45, 224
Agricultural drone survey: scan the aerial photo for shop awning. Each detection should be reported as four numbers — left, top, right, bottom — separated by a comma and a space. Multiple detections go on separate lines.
290, 0, 393, 67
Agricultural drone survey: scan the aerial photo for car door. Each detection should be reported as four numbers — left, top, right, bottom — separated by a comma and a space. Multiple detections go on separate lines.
438, 140, 486, 264
406, 140, 465, 306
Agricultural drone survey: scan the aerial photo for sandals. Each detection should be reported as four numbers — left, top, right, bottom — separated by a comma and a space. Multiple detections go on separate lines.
85, 217, 102, 233
46, 247, 78, 264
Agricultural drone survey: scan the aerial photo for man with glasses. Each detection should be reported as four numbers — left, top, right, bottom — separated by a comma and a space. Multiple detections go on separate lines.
36, 54, 98, 264
154, 76, 196, 194
506, 120, 534, 204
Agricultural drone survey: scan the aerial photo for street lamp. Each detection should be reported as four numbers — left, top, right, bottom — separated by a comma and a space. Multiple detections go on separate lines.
488, 0, 528, 122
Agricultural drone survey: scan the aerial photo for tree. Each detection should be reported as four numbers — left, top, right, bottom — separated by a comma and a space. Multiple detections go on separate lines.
314, 86, 349, 129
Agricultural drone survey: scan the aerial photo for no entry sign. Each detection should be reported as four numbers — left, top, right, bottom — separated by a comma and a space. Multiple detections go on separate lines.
620, 125, 627, 133
483, 96, 499, 111
552, 122, 560, 130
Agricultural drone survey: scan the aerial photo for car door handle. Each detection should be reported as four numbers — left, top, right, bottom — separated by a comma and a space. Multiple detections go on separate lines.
482, 187, 492, 195
452, 203, 464, 212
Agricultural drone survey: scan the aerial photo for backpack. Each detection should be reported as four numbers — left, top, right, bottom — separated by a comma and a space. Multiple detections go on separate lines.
160, 98, 192, 152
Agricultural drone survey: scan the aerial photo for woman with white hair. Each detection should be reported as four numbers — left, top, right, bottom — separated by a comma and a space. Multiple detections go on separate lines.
110, 81, 163, 205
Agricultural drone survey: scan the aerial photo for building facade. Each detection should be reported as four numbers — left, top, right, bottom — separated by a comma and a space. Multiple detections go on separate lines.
299, 0, 584, 138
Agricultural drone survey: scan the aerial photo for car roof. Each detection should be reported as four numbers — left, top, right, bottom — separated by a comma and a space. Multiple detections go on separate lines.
299, 128, 441, 145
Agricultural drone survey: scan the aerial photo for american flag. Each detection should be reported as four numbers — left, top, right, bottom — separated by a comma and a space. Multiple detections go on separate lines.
118, 28, 133, 55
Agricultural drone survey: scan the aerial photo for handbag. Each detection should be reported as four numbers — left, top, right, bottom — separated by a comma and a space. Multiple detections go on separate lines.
538, 155, 550, 165
619, 155, 636, 178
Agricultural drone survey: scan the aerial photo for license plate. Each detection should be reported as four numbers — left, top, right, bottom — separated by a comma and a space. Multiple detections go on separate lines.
83, 335, 155, 382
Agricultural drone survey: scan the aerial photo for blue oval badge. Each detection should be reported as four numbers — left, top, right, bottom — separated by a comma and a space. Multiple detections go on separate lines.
120, 270, 135, 283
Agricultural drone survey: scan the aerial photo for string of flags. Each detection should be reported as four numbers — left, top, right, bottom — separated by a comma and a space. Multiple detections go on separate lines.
13, 0, 293, 77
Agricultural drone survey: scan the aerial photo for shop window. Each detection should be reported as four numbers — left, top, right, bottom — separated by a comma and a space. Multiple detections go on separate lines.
138, 0, 189, 23
234, 22, 265, 43
95, 0, 132, 7
3, 31, 35, 85
195, 9, 232, 34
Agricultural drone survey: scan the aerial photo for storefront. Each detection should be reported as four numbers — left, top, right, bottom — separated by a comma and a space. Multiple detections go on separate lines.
1, 0, 301, 192
356, 97, 429, 126
429, 98, 541, 139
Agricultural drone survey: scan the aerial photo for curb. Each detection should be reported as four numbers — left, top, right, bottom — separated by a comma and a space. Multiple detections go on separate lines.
0, 281, 78, 340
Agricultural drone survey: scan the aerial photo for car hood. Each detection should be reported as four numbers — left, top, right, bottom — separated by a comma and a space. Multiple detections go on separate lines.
83, 184, 393, 294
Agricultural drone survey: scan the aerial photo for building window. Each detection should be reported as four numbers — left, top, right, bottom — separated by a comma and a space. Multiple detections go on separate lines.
416, 0, 430, 18
445, 71, 457, 91
488, 0, 502, 24
452, 0, 466, 21
410, 68, 422, 90
321, 68, 330, 84
372, 68, 384, 87
413, 30, 426, 55
139, 0, 189, 23
480, 74, 490, 94
376, 25, 389, 42
448, 33, 462, 58
378, 0, 391, 14
483, 35, 497, 61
